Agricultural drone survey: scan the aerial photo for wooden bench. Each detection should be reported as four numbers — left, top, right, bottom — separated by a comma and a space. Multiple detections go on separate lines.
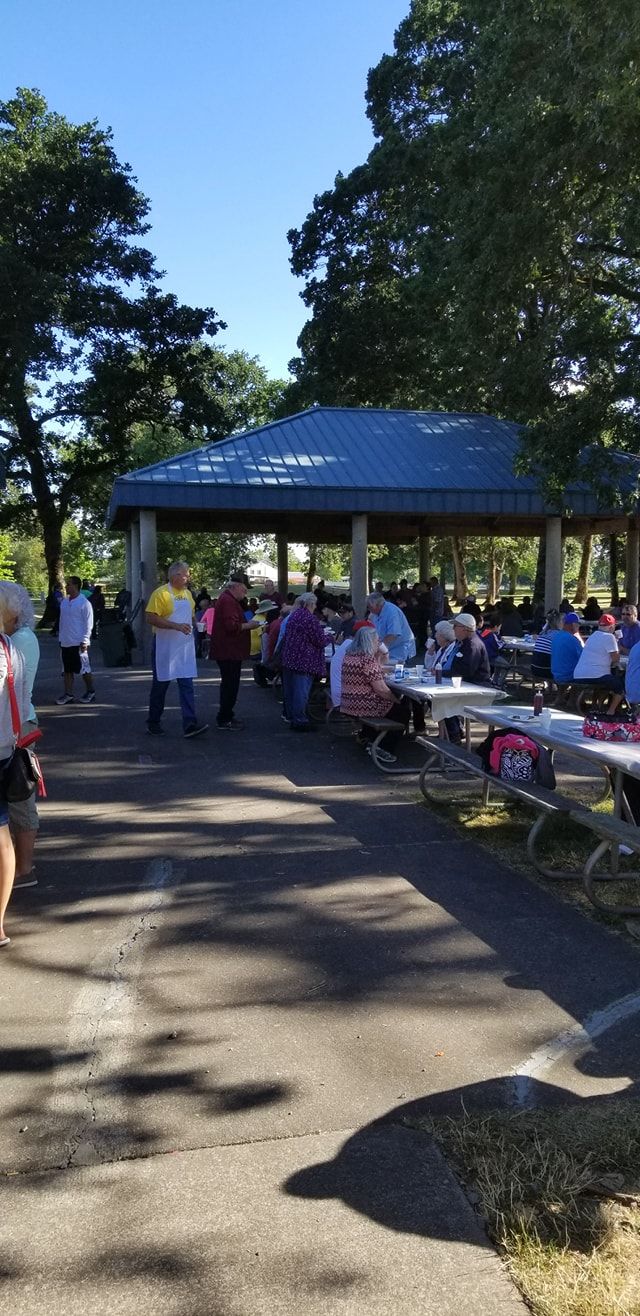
416, 736, 640, 914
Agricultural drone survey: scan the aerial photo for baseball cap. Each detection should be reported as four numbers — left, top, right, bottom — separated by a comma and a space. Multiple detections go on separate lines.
453, 612, 477, 630
353, 620, 375, 632
563, 611, 581, 624
599, 613, 616, 626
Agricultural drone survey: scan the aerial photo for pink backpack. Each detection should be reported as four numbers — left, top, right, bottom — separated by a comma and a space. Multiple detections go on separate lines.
488, 732, 539, 783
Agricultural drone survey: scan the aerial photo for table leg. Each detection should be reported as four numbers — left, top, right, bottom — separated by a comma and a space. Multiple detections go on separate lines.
611, 768, 623, 876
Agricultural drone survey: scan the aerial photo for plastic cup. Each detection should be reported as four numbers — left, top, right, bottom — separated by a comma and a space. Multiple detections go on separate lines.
451, 675, 462, 688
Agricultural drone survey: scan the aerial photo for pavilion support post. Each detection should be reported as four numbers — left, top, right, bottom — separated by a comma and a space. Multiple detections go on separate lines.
139, 509, 158, 602
138, 510, 157, 664
544, 516, 563, 611
130, 518, 143, 657
418, 534, 431, 583
276, 535, 288, 601
351, 513, 368, 617
125, 526, 133, 598
625, 525, 640, 605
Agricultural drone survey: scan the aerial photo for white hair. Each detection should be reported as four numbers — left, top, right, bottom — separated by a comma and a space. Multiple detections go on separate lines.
435, 620, 455, 644
295, 592, 317, 608
347, 626, 378, 656
0, 580, 35, 631
168, 561, 189, 579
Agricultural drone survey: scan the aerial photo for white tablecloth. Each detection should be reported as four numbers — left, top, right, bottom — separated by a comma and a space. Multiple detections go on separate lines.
387, 676, 508, 723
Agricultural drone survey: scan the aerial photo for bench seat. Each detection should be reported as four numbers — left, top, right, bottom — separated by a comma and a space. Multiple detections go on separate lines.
415, 736, 640, 914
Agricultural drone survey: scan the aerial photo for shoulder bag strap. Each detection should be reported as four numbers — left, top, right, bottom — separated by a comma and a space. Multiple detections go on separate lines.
0, 635, 22, 738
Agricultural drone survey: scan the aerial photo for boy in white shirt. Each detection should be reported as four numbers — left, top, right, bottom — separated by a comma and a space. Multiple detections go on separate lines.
56, 575, 95, 705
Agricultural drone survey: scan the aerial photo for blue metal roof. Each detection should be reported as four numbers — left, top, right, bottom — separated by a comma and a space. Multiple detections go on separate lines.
106, 406, 609, 526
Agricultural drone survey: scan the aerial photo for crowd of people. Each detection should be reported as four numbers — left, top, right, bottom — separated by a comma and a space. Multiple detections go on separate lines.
3, 563, 639, 948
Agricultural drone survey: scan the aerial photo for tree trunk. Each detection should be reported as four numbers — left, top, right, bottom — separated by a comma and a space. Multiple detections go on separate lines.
532, 537, 546, 607
306, 545, 317, 591
486, 541, 502, 603
9, 380, 66, 609
451, 537, 468, 601
609, 534, 619, 606
574, 534, 592, 605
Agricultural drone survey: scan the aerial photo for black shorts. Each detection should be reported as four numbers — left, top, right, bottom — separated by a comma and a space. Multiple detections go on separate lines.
61, 645, 81, 675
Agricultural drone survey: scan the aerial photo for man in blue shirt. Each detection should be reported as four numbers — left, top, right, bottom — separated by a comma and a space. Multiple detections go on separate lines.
366, 592, 416, 662
626, 640, 640, 705
550, 612, 583, 685
619, 604, 640, 654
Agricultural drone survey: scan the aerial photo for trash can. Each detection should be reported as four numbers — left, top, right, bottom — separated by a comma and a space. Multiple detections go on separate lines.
98, 617, 131, 667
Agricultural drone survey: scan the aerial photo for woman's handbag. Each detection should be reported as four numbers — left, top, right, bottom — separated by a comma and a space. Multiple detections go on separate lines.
0, 636, 46, 803
582, 710, 640, 744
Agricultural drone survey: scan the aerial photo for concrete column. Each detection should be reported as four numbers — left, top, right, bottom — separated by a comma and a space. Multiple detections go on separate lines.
418, 534, 431, 583
626, 526, 640, 605
139, 509, 158, 603
544, 516, 563, 611
130, 518, 143, 656
351, 513, 368, 617
276, 535, 288, 600
125, 526, 133, 598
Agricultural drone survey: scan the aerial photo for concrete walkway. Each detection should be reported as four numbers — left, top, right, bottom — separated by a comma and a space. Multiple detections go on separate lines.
2, 638, 640, 1313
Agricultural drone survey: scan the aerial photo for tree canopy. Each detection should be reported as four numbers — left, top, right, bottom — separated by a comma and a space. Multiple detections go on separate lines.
0, 89, 283, 589
288, 0, 640, 496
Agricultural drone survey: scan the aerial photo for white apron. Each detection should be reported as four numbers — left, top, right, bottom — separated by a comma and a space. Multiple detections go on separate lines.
154, 587, 197, 681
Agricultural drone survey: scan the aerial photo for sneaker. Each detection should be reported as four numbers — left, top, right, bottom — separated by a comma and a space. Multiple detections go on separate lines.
281, 713, 290, 723
13, 872, 37, 890
81, 690, 96, 704
184, 722, 209, 738
366, 744, 397, 764
56, 693, 75, 705
146, 722, 164, 735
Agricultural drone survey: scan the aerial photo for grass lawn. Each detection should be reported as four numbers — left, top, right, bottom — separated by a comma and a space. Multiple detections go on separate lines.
413, 1101, 640, 1316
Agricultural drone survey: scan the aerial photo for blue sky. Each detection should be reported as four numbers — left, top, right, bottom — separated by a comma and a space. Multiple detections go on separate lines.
4, 0, 409, 379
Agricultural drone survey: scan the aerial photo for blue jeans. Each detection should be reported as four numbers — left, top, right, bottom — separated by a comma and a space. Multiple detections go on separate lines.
282, 669, 313, 726
148, 641, 197, 730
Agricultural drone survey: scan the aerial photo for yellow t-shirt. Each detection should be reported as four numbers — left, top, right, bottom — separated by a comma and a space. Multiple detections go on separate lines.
146, 585, 195, 631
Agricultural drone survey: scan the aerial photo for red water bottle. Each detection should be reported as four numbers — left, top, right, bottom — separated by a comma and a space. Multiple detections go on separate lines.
434, 663, 443, 685
533, 685, 543, 716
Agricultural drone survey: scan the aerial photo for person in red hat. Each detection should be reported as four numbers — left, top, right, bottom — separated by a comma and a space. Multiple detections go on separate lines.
573, 613, 624, 712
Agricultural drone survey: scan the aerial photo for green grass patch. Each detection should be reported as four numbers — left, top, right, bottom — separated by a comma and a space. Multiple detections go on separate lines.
412, 1101, 640, 1316
416, 781, 640, 927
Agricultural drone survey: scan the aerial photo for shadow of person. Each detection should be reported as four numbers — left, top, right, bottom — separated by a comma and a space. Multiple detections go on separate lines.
284, 1072, 639, 1240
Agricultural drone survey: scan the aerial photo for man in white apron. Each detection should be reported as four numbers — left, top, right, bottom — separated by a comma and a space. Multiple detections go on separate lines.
145, 562, 208, 737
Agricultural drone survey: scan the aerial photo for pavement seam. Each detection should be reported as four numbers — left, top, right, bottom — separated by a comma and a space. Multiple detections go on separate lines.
3, 1122, 364, 1180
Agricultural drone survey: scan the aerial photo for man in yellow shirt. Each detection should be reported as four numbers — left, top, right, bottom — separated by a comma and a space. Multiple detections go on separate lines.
146, 561, 208, 737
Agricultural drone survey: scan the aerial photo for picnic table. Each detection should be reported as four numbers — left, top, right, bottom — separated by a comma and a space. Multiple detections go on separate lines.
453, 702, 640, 913
386, 671, 507, 746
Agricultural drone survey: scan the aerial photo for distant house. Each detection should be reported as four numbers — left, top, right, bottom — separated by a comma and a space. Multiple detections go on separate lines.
246, 558, 277, 585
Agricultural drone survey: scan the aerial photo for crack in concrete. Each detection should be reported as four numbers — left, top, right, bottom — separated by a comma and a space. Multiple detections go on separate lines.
55, 858, 176, 1170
